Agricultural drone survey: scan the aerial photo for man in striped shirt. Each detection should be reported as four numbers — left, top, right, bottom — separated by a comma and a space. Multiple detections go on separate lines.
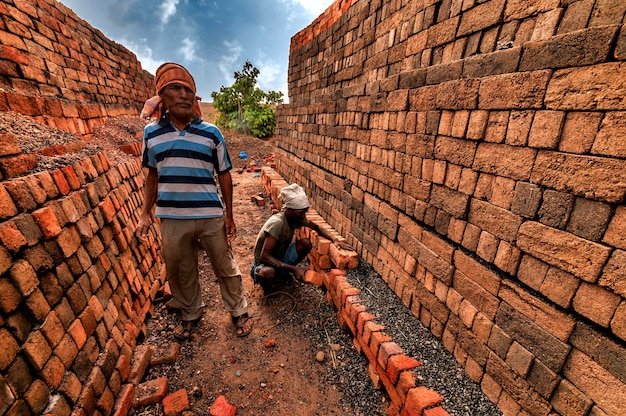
136, 62, 253, 339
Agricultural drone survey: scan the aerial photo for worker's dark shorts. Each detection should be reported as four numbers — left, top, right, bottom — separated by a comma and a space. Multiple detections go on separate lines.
250, 242, 299, 284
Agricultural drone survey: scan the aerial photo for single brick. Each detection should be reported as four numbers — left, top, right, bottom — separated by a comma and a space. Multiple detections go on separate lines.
162, 388, 190, 416
111, 383, 134, 416
8, 259, 38, 296
23, 330, 52, 371
386, 354, 421, 385
0, 220, 28, 252
404, 386, 444, 415
133, 377, 169, 407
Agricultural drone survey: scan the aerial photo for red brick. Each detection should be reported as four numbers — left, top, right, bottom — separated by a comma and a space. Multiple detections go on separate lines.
68, 319, 87, 349
115, 354, 131, 382
41, 355, 66, 388
0, 278, 22, 314
99, 197, 117, 223
378, 341, 404, 370
133, 377, 169, 407
128, 345, 153, 385
573, 282, 621, 328
58, 371, 82, 404
23, 331, 52, 371
387, 354, 421, 385
8, 259, 38, 296
150, 342, 180, 366
61, 166, 81, 190
0, 154, 38, 180
0, 328, 20, 371
423, 407, 450, 416
404, 386, 444, 415
163, 388, 190, 416
50, 169, 71, 195
97, 387, 115, 415
0, 132, 20, 157
55, 334, 79, 368
24, 379, 50, 414
0, 220, 27, 252
210, 395, 236, 416
31, 206, 62, 239
41, 311, 65, 347
111, 384, 134, 416
57, 225, 82, 258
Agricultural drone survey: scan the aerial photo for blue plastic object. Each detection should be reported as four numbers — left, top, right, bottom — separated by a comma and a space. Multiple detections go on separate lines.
239, 151, 248, 159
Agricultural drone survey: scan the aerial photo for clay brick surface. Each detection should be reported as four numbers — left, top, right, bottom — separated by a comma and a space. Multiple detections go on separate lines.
518, 221, 611, 282
163, 388, 190, 416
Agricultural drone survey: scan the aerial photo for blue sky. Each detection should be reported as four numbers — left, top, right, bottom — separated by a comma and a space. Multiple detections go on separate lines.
58, 0, 335, 101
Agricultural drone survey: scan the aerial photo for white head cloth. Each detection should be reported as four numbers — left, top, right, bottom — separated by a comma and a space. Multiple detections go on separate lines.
280, 184, 310, 210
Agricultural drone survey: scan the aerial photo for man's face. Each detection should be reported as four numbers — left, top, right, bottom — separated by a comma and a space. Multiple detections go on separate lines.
160, 83, 195, 120
285, 207, 308, 228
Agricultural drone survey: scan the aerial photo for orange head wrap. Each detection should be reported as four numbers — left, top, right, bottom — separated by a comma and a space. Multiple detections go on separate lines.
140, 62, 203, 120
154, 62, 196, 95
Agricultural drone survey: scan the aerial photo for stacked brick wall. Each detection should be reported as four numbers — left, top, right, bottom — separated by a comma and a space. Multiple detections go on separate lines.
0, 152, 164, 415
0, 0, 154, 137
276, 0, 626, 415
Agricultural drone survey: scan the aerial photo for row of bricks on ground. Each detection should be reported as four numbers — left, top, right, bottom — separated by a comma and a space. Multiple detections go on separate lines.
259, 167, 448, 415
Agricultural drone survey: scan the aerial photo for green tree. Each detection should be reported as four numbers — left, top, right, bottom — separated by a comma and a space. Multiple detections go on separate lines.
211, 60, 283, 138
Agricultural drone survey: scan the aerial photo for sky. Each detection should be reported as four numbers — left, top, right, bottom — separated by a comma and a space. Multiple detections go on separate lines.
58, 0, 335, 102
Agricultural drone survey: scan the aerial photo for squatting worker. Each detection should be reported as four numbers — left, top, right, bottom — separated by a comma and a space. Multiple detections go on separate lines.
136, 62, 253, 339
250, 183, 352, 293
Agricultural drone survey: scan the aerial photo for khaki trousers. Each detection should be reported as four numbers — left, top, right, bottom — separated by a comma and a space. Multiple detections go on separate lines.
161, 217, 247, 321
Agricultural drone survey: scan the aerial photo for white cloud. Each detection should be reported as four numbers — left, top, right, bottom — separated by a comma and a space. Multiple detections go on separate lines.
218, 40, 243, 86
158, 0, 180, 24
292, 0, 335, 16
179, 38, 197, 63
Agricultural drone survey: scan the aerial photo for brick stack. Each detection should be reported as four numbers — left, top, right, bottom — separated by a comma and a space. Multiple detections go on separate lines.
261, 166, 448, 415
276, 1, 626, 415
0, 152, 164, 414
0, 0, 153, 138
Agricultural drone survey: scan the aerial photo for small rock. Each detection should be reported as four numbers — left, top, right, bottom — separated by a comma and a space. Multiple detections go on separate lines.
264, 339, 276, 348
315, 351, 325, 362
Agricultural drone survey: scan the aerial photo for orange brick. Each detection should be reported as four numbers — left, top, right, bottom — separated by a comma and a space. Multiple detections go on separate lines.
32, 206, 62, 239
386, 354, 421, 385
303, 270, 324, 287
128, 345, 153, 385
378, 341, 403, 369
68, 319, 87, 349
111, 384, 134, 416
404, 387, 444, 415
49, 169, 71, 195
209, 395, 236, 416
134, 376, 169, 407
0, 184, 18, 219
23, 331, 52, 371
0, 220, 27, 252
163, 388, 190, 416
60, 166, 81, 190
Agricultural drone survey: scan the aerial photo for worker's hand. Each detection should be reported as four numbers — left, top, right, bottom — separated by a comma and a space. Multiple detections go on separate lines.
293, 266, 307, 282
225, 216, 237, 242
135, 214, 152, 239
335, 241, 354, 251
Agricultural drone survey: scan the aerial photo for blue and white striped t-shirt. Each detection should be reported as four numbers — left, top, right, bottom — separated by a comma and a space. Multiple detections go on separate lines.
141, 117, 233, 219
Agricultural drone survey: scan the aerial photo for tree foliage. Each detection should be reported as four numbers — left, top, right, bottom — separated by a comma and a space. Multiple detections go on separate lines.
211, 61, 283, 138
